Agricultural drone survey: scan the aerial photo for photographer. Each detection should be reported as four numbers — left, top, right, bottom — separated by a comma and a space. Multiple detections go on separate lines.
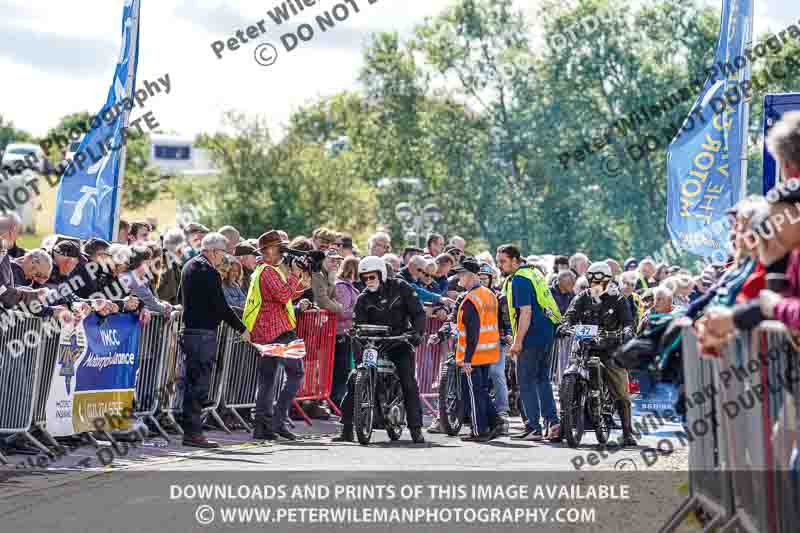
243, 230, 310, 441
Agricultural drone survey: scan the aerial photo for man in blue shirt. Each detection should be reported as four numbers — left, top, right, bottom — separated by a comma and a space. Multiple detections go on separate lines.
497, 244, 561, 442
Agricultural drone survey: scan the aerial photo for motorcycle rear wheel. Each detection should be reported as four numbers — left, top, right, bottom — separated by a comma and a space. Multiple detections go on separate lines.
438, 358, 464, 436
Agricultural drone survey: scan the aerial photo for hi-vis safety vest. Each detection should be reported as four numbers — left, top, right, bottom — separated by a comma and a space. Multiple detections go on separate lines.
242, 264, 296, 332
456, 286, 500, 366
502, 265, 562, 337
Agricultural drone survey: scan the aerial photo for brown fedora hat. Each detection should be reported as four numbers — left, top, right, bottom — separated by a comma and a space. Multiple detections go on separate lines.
258, 230, 286, 251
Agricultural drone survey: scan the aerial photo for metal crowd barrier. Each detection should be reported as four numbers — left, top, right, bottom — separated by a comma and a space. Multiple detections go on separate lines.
133, 313, 173, 440
549, 333, 575, 401
415, 317, 445, 415
0, 312, 62, 459
661, 321, 800, 533
660, 322, 733, 532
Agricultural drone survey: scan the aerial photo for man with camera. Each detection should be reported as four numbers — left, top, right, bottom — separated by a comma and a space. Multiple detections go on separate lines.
243, 230, 312, 441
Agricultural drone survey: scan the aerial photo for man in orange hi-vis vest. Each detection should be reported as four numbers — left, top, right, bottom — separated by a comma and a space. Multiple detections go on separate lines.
454, 257, 501, 442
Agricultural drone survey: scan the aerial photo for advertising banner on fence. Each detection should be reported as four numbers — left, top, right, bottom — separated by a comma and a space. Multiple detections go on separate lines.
45, 313, 140, 436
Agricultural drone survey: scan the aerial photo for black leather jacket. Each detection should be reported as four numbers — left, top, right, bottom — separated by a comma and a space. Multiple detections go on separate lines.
353, 278, 425, 343
561, 289, 634, 352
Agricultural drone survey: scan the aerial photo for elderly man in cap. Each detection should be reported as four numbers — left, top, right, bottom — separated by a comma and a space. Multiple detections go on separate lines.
218, 225, 241, 255
453, 257, 502, 442
243, 230, 311, 441
0, 215, 49, 310
180, 232, 250, 448
337, 234, 354, 258
234, 241, 259, 290
183, 222, 210, 261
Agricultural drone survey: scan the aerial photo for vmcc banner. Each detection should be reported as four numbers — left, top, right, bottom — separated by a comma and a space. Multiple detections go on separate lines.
54, 0, 141, 241
45, 313, 141, 437
666, 0, 753, 260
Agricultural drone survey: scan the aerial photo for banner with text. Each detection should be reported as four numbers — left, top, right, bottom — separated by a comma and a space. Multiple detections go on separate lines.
666, 0, 752, 259
45, 313, 140, 437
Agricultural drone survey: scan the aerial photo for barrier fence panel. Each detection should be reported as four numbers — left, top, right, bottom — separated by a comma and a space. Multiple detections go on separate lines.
220, 320, 261, 433
0, 312, 61, 458
415, 317, 445, 416
758, 323, 800, 533
200, 323, 233, 433
549, 333, 574, 402
659, 323, 734, 533
295, 310, 339, 422
133, 313, 172, 441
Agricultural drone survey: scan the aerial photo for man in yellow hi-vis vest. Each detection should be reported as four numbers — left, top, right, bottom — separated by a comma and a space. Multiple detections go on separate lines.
454, 257, 501, 442
243, 230, 311, 442
498, 244, 562, 443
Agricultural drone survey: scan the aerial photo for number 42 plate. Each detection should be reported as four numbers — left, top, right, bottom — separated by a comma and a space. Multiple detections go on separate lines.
575, 325, 599, 340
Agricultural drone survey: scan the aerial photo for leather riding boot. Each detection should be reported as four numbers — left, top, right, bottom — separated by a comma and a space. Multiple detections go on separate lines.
618, 400, 638, 447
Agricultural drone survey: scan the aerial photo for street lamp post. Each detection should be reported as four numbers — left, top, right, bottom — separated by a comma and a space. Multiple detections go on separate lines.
395, 201, 442, 249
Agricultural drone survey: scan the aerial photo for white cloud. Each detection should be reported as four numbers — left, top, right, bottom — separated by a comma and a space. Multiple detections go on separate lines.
1, 0, 797, 142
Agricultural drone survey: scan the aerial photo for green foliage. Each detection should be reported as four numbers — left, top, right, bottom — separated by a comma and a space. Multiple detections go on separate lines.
39, 111, 165, 209
0, 115, 33, 152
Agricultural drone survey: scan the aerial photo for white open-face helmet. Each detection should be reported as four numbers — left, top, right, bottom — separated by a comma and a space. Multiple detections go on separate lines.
358, 255, 387, 283
586, 261, 613, 284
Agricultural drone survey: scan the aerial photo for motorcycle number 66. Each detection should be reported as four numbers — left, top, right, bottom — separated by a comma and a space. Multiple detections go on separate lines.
363, 348, 379, 366
575, 325, 599, 339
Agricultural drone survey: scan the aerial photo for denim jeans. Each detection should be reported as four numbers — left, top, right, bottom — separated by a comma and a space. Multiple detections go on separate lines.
254, 331, 305, 431
179, 328, 218, 437
488, 346, 509, 414
517, 342, 559, 432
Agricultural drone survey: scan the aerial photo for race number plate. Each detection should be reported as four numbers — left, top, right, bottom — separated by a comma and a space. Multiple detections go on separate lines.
575, 325, 599, 340
363, 348, 379, 366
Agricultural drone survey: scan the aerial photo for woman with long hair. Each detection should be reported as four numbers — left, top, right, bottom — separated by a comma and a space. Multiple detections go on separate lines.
332, 256, 360, 406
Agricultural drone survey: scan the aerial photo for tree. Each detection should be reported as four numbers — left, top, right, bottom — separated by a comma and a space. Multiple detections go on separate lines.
0, 115, 33, 152
39, 111, 168, 209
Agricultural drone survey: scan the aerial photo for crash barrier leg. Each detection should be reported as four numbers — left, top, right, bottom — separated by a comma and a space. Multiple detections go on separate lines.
133, 313, 172, 442
201, 323, 233, 433
415, 317, 445, 416
294, 310, 339, 424
162, 320, 186, 436
659, 323, 734, 533
0, 312, 62, 458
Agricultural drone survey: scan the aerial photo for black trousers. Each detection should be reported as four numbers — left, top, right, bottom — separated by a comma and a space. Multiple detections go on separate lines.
254, 331, 304, 431
179, 328, 218, 437
339, 344, 423, 428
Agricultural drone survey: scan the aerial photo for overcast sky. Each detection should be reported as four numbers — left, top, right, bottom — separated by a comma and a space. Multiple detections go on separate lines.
0, 0, 797, 140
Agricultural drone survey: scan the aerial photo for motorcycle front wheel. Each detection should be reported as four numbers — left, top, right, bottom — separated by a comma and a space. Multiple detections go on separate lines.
386, 378, 405, 441
354, 368, 374, 445
438, 358, 464, 436
561, 374, 586, 448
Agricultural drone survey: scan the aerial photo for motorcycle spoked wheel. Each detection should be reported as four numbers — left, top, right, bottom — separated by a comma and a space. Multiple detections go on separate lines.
561, 374, 586, 448
594, 385, 613, 444
354, 368, 374, 445
386, 378, 405, 441
438, 358, 464, 436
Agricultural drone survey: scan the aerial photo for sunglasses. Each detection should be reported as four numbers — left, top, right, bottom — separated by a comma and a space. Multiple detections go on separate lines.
361, 273, 379, 282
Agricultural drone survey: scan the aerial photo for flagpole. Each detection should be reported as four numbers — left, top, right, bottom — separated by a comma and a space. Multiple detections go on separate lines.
738, 0, 754, 200
112, 0, 141, 242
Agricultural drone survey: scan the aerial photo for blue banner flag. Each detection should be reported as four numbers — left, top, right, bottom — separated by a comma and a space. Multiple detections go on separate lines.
666, 0, 753, 260
54, 0, 141, 241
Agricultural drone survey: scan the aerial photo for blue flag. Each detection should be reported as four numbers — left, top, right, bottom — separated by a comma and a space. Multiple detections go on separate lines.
666, 0, 753, 260
54, 0, 141, 241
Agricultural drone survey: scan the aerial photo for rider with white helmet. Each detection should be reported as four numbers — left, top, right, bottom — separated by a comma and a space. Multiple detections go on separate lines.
333, 256, 427, 444
559, 261, 637, 446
